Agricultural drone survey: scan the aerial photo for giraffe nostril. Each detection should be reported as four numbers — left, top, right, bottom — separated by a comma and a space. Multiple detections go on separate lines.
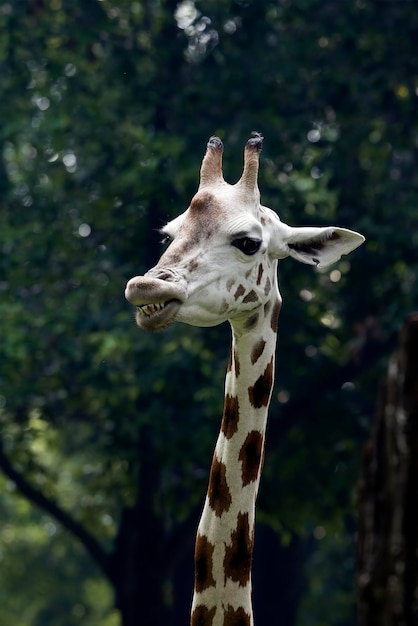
146, 267, 181, 283
154, 271, 174, 281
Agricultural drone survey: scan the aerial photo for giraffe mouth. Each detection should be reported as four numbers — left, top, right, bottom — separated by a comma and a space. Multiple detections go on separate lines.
125, 275, 187, 331
134, 299, 182, 330
136, 302, 168, 317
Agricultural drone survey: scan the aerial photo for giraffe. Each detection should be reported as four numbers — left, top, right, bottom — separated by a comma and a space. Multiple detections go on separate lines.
124, 135, 365, 625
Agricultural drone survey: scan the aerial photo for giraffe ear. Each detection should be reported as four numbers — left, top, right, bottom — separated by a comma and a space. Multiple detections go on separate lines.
275, 225, 365, 268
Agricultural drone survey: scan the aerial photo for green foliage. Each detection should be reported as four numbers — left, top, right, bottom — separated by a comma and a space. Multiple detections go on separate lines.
0, 477, 118, 626
0, 0, 417, 623
297, 528, 357, 626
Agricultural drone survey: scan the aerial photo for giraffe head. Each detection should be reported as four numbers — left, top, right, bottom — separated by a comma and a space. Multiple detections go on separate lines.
125, 136, 364, 331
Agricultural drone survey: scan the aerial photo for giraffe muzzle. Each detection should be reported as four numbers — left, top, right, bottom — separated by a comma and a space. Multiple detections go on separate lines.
125, 275, 187, 331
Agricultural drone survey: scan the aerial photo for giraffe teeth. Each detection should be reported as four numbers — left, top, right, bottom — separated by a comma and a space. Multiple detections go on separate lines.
136, 302, 166, 317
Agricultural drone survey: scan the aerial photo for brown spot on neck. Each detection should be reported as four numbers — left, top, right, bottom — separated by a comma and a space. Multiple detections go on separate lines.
191, 605, 217, 626
239, 430, 264, 486
227, 347, 240, 376
250, 338, 266, 364
221, 394, 240, 439
224, 606, 251, 626
234, 349, 240, 377
208, 456, 232, 517
194, 534, 216, 593
248, 356, 274, 408
223, 512, 253, 587
270, 299, 281, 333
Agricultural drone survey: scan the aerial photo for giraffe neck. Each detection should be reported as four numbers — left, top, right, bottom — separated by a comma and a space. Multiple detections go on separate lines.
191, 295, 281, 626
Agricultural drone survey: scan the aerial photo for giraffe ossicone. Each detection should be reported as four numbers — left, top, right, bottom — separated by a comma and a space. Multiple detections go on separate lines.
125, 136, 364, 625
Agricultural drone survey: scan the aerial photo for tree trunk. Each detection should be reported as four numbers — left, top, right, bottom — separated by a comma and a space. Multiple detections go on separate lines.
111, 505, 171, 626
357, 313, 418, 626
110, 426, 172, 626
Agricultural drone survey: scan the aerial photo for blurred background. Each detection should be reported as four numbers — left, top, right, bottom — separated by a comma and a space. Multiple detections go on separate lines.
1, 0, 417, 624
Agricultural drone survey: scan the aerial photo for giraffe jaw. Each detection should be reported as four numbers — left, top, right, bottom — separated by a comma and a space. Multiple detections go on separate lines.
134, 299, 182, 330
125, 275, 186, 331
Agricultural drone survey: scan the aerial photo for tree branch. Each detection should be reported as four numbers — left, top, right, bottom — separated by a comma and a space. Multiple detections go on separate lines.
0, 439, 112, 580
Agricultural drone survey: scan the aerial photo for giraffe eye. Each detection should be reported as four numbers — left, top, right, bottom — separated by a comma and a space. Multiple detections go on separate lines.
232, 237, 262, 256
